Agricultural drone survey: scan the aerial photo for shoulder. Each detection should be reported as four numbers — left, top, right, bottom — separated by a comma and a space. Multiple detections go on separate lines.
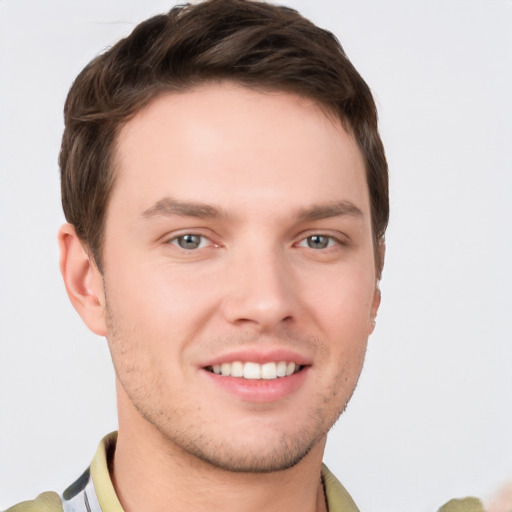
321, 464, 360, 512
4, 492, 63, 512
437, 497, 486, 512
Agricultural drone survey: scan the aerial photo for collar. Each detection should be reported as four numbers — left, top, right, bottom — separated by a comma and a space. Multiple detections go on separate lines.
62, 432, 359, 512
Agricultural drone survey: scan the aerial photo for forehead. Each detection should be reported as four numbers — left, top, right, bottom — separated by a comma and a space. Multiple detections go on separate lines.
111, 82, 369, 220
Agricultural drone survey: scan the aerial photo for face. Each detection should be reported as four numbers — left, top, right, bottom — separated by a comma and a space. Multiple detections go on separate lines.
99, 82, 380, 472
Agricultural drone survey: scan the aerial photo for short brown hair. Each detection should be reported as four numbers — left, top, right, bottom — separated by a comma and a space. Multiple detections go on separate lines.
60, 0, 389, 274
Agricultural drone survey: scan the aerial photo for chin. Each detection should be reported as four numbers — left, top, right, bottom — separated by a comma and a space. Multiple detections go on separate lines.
177, 435, 321, 474
149, 412, 331, 474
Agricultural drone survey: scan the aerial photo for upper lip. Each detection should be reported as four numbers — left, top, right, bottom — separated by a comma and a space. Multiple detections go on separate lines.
200, 348, 312, 368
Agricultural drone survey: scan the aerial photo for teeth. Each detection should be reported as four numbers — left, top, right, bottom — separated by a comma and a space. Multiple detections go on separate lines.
221, 362, 231, 376
208, 361, 301, 380
243, 362, 261, 379
261, 362, 276, 380
276, 361, 287, 377
231, 361, 244, 377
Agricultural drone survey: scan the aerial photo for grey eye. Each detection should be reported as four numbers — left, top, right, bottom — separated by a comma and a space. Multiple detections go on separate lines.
174, 234, 204, 250
306, 235, 330, 249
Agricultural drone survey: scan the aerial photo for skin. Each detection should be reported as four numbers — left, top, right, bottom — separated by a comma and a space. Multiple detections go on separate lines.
59, 82, 381, 512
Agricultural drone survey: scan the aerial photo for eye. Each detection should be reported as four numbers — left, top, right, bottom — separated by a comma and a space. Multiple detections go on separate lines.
298, 235, 337, 250
170, 234, 210, 250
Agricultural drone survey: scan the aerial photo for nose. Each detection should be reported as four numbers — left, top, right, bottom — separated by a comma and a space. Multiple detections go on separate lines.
220, 245, 297, 331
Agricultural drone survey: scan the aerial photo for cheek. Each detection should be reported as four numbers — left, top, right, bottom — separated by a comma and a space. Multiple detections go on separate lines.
106, 258, 181, 314
306, 267, 376, 340
104, 260, 221, 354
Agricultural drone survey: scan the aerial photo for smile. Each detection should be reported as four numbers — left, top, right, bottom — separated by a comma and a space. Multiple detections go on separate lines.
205, 361, 304, 380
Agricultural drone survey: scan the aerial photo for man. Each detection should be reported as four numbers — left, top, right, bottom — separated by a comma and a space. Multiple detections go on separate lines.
6, 1, 485, 511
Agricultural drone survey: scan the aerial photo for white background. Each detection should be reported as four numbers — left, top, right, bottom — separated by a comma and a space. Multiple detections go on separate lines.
0, 1, 511, 511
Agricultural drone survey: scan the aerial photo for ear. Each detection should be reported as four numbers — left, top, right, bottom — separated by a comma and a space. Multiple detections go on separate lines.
369, 241, 386, 334
58, 223, 107, 336
369, 286, 381, 335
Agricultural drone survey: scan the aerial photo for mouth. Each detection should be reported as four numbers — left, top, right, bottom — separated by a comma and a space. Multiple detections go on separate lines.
204, 361, 305, 380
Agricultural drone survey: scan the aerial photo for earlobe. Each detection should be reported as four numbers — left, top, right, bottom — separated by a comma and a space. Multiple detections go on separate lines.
58, 223, 107, 336
370, 240, 385, 335
369, 287, 381, 335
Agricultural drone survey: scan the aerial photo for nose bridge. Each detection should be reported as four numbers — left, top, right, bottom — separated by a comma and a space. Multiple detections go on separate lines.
222, 237, 295, 329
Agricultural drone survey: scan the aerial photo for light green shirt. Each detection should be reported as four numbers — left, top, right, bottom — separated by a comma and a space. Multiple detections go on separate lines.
5, 432, 485, 512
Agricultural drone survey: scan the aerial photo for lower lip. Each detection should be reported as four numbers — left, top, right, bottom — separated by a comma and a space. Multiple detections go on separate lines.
201, 367, 309, 403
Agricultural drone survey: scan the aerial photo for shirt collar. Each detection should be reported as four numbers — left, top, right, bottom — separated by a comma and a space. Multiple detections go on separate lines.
62, 432, 359, 512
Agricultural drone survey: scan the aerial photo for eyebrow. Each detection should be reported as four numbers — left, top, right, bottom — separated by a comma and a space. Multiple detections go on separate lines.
297, 201, 363, 221
142, 198, 225, 219
142, 197, 363, 222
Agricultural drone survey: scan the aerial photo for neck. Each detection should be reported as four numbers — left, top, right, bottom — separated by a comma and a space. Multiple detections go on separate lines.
112, 403, 328, 512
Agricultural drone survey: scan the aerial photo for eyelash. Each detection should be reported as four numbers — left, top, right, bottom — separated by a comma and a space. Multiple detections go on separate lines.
167, 233, 344, 251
